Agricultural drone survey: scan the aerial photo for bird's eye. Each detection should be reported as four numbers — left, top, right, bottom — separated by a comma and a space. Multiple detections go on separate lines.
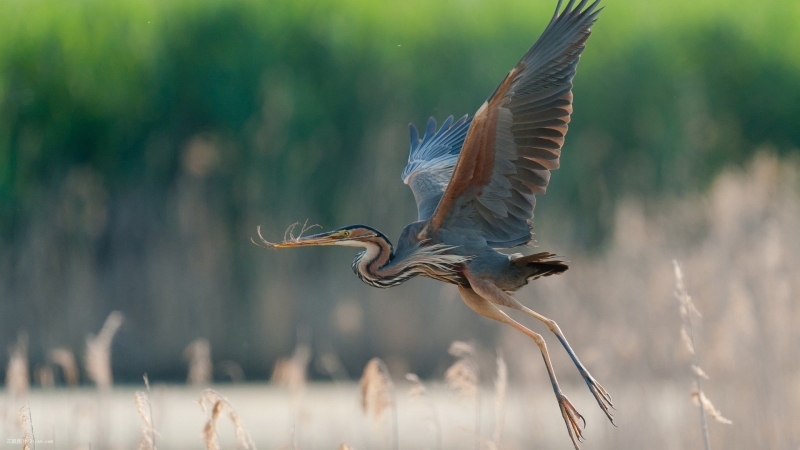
342, 230, 351, 237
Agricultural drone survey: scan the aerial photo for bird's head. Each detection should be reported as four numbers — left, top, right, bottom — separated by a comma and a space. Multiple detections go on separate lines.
260, 224, 385, 249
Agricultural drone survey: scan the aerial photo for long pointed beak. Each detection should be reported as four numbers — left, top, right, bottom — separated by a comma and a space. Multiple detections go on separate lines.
272, 230, 344, 248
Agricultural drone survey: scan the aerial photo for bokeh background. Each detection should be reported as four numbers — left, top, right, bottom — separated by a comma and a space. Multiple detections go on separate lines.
2, 0, 800, 448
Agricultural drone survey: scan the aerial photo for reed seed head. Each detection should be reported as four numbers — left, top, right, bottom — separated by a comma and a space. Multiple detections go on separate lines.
18, 404, 33, 450
49, 348, 79, 387
199, 389, 257, 450
360, 357, 394, 423
85, 311, 124, 390
445, 341, 478, 399
691, 389, 733, 425
6, 333, 29, 398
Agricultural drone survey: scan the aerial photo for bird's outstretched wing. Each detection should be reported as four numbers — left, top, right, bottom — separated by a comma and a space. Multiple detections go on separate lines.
428, 0, 601, 248
402, 115, 472, 221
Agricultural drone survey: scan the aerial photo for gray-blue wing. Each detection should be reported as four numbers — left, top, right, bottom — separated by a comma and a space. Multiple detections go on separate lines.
401, 115, 472, 220
428, 0, 600, 248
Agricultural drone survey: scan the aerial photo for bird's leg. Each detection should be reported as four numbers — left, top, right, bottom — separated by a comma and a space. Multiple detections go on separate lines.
457, 286, 585, 449
464, 273, 615, 424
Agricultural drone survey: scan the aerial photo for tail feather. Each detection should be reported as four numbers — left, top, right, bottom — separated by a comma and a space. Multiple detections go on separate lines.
511, 252, 569, 281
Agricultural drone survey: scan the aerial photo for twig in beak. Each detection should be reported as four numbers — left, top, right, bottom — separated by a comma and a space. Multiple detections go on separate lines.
284, 219, 321, 242
284, 222, 299, 242
296, 219, 321, 240
252, 220, 323, 249
251, 225, 278, 249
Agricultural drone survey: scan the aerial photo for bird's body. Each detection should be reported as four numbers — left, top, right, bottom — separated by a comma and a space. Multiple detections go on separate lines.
260, 1, 612, 448
347, 221, 567, 292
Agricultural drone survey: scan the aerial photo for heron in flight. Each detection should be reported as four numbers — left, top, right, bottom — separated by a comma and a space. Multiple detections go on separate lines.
259, 0, 610, 446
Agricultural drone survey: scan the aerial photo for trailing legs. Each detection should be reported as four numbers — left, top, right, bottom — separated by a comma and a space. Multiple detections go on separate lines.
458, 286, 586, 449
464, 271, 615, 424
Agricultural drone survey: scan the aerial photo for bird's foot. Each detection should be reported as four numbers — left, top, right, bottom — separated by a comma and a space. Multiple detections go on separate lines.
557, 393, 586, 450
584, 374, 615, 425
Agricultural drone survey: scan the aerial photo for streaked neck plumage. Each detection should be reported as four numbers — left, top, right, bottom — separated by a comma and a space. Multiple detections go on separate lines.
345, 228, 470, 288
349, 233, 402, 288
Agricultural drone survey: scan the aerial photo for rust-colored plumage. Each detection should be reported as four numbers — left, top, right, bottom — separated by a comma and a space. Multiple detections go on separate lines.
430, 69, 517, 231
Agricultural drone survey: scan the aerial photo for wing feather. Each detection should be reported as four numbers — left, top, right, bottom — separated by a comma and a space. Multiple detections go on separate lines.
427, 0, 600, 247
402, 115, 472, 221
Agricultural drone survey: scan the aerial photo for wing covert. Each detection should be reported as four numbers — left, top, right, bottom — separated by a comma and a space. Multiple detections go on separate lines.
428, 0, 601, 248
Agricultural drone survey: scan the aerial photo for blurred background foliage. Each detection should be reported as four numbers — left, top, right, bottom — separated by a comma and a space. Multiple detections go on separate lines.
1, 0, 799, 382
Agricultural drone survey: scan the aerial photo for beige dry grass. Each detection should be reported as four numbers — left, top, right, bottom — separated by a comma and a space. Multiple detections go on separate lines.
498, 152, 800, 448
199, 389, 257, 450
0, 382, 679, 448
360, 358, 393, 422
691, 390, 732, 426
405, 372, 441, 450
135, 374, 158, 450
491, 352, 508, 450
185, 339, 213, 386
202, 398, 223, 450
674, 259, 733, 449
48, 348, 79, 387
269, 341, 313, 448
359, 357, 397, 449
270, 343, 311, 395
1, 153, 799, 449
219, 360, 245, 383
444, 341, 480, 448
18, 404, 34, 450
5, 333, 29, 399
444, 341, 478, 399
84, 311, 124, 390
34, 366, 55, 389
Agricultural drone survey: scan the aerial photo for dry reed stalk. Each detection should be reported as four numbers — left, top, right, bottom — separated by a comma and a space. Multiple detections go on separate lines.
202, 399, 223, 450
691, 390, 733, 425
270, 343, 311, 394
135, 374, 158, 450
198, 389, 257, 450
84, 311, 124, 390
271, 341, 312, 448
674, 260, 731, 450
34, 366, 55, 389
48, 348, 79, 386
6, 333, 29, 398
360, 358, 398, 450
492, 351, 508, 450
18, 404, 34, 450
405, 373, 442, 450
185, 339, 213, 386
691, 364, 710, 380
219, 360, 245, 382
445, 341, 479, 398
444, 341, 480, 449
316, 351, 350, 381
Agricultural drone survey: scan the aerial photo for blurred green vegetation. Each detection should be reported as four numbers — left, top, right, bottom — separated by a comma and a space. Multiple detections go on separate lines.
1, 0, 799, 380
2, 0, 799, 244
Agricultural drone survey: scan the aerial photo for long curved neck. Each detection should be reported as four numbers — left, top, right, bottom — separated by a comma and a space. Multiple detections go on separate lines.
351, 235, 407, 288
349, 230, 469, 288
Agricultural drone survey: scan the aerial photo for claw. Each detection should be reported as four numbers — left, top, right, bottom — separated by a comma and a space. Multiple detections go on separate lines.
557, 394, 585, 449
584, 375, 616, 425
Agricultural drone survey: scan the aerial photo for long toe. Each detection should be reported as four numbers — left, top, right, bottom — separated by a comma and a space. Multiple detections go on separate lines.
557, 394, 586, 449
585, 375, 615, 425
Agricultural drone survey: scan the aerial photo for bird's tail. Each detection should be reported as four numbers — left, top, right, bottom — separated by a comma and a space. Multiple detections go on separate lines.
511, 252, 569, 281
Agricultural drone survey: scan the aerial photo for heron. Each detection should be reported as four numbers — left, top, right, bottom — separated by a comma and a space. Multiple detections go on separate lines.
258, 0, 611, 447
